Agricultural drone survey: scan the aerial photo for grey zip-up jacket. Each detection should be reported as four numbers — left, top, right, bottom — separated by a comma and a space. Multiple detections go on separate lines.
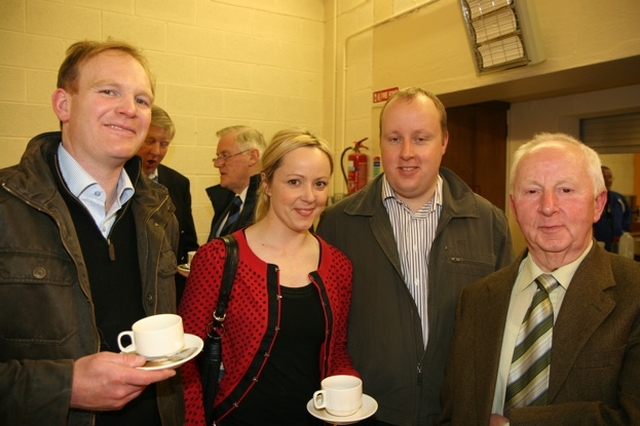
316, 169, 514, 426
0, 132, 184, 426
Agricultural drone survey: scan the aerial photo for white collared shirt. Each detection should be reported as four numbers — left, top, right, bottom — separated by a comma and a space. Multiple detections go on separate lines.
57, 143, 134, 239
491, 241, 593, 414
382, 175, 443, 348
148, 168, 159, 182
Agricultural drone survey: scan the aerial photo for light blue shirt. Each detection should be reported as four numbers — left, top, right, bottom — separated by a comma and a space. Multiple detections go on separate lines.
57, 143, 134, 239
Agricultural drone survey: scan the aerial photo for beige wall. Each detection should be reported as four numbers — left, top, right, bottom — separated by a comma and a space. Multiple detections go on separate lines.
0, 0, 324, 244
2, 0, 640, 247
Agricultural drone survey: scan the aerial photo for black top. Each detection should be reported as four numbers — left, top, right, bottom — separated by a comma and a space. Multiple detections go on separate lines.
53, 157, 161, 426
222, 284, 325, 426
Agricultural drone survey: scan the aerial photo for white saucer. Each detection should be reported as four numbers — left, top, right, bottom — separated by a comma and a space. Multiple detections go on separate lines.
177, 264, 190, 273
307, 394, 377, 425
121, 333, 203, 371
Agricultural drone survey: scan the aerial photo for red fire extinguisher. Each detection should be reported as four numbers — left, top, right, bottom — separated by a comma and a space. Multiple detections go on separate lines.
340, 138, 369, 195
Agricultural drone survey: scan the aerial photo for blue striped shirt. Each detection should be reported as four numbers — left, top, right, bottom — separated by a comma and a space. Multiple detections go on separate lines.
382, 175, 443, 347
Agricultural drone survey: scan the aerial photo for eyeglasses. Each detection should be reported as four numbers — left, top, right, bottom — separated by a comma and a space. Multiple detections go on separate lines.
212, 149, 250, 166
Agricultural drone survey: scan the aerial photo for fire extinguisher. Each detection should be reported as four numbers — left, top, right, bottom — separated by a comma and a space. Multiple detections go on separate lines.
340, 137, 369, 195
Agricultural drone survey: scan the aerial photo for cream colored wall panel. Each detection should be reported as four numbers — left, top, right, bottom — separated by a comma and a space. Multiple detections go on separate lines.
102, 13, 167, 51
218, 0, 322, 20
258, 120, 298, 142
345, 89, 370, 120
26, 0, 101, 40
166, 114, 196, 147
195, 0, 252, 34
252, 66, 301, 96
147, 51, 197, 86
0, 32, 63, 70
275, 96, 321, 126
193, 175, 218, 202
304, 20, 324, 47
0, 67, 26, 102
26, 70, 56, 103
225, 33, 277, 66
136, 0, 196, 25
225, 91, 278, 121
346, 30, 372, 64
165, 85, 224, 116
344, 117, 372, 143
192, 202, 214, 244
151, 83, 168, 108
164, 145, 212, 176
197, 58, 252, 90
64, 0, 133, 14
338, 0, 366, 15
167, 24, 224, 59
274, 0, 324, 21
535, 0, 640, 62
336, 0, 372, 41
196, 116, 232, 146
371, 0, 640, 101
252, 9, 322, 47
279, 42, 322, 72
393, 0, 427, 14
347, 61, 372, 92
373, 0, 393, 22
0, 0, 26, 31
372, 0, 471, 95
0, 104, 56, 137
299, 71, 323, 99
0, 137, 30, 169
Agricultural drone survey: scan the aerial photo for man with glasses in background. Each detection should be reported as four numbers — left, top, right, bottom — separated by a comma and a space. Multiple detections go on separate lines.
207, 125, 266, 240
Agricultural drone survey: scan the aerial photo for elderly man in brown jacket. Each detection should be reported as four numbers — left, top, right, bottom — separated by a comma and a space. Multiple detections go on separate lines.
438, 133, 640, 426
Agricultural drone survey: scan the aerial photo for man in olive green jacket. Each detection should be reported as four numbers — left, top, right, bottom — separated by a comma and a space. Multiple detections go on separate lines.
316, 87, 513, 426
0, 40, 184, 426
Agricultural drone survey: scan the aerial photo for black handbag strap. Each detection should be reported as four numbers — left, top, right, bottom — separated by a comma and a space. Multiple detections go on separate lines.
212, 234, 239, 325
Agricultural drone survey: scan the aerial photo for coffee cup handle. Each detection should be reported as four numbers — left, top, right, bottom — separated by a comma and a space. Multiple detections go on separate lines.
117, 331, 135, 352
313, 390, 327, 410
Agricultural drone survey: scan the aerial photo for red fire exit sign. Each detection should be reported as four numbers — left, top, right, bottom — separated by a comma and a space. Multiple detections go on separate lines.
373, 87, 398, 103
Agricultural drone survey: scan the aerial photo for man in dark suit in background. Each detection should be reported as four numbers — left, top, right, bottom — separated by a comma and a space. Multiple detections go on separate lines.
137, 105, 198, 302
206, 125, 266, 241
438, 133, 640, 425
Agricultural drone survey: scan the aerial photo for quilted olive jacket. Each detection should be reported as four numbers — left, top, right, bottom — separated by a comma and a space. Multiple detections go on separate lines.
0, 132, 184, 426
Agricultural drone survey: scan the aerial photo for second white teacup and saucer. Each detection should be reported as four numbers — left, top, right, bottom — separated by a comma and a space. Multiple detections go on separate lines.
307, 375, 378, 425
117, 313, 203, 370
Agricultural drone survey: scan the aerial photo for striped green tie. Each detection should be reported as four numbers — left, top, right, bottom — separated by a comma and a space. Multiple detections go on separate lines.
505, 274, 559, 409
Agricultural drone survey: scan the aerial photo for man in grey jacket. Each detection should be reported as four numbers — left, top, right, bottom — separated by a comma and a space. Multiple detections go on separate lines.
316, 87, 514, 426
0, 40, 184, 425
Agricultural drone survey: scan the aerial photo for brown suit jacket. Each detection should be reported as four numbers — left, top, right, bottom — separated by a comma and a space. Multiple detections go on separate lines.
438, 242, 640, 426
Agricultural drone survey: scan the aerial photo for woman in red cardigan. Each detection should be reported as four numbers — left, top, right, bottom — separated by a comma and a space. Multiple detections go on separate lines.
179, 128, 358, 425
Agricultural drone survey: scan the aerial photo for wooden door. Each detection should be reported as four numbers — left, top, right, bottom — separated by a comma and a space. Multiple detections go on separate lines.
442, 102, 509, 211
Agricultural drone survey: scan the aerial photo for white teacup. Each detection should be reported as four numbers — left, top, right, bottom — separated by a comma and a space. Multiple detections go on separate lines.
117, 314, 184, 358
313, 375, 362, 417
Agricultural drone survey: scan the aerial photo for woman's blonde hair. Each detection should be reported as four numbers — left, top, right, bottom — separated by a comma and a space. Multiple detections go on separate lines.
254, 128, 333, 222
